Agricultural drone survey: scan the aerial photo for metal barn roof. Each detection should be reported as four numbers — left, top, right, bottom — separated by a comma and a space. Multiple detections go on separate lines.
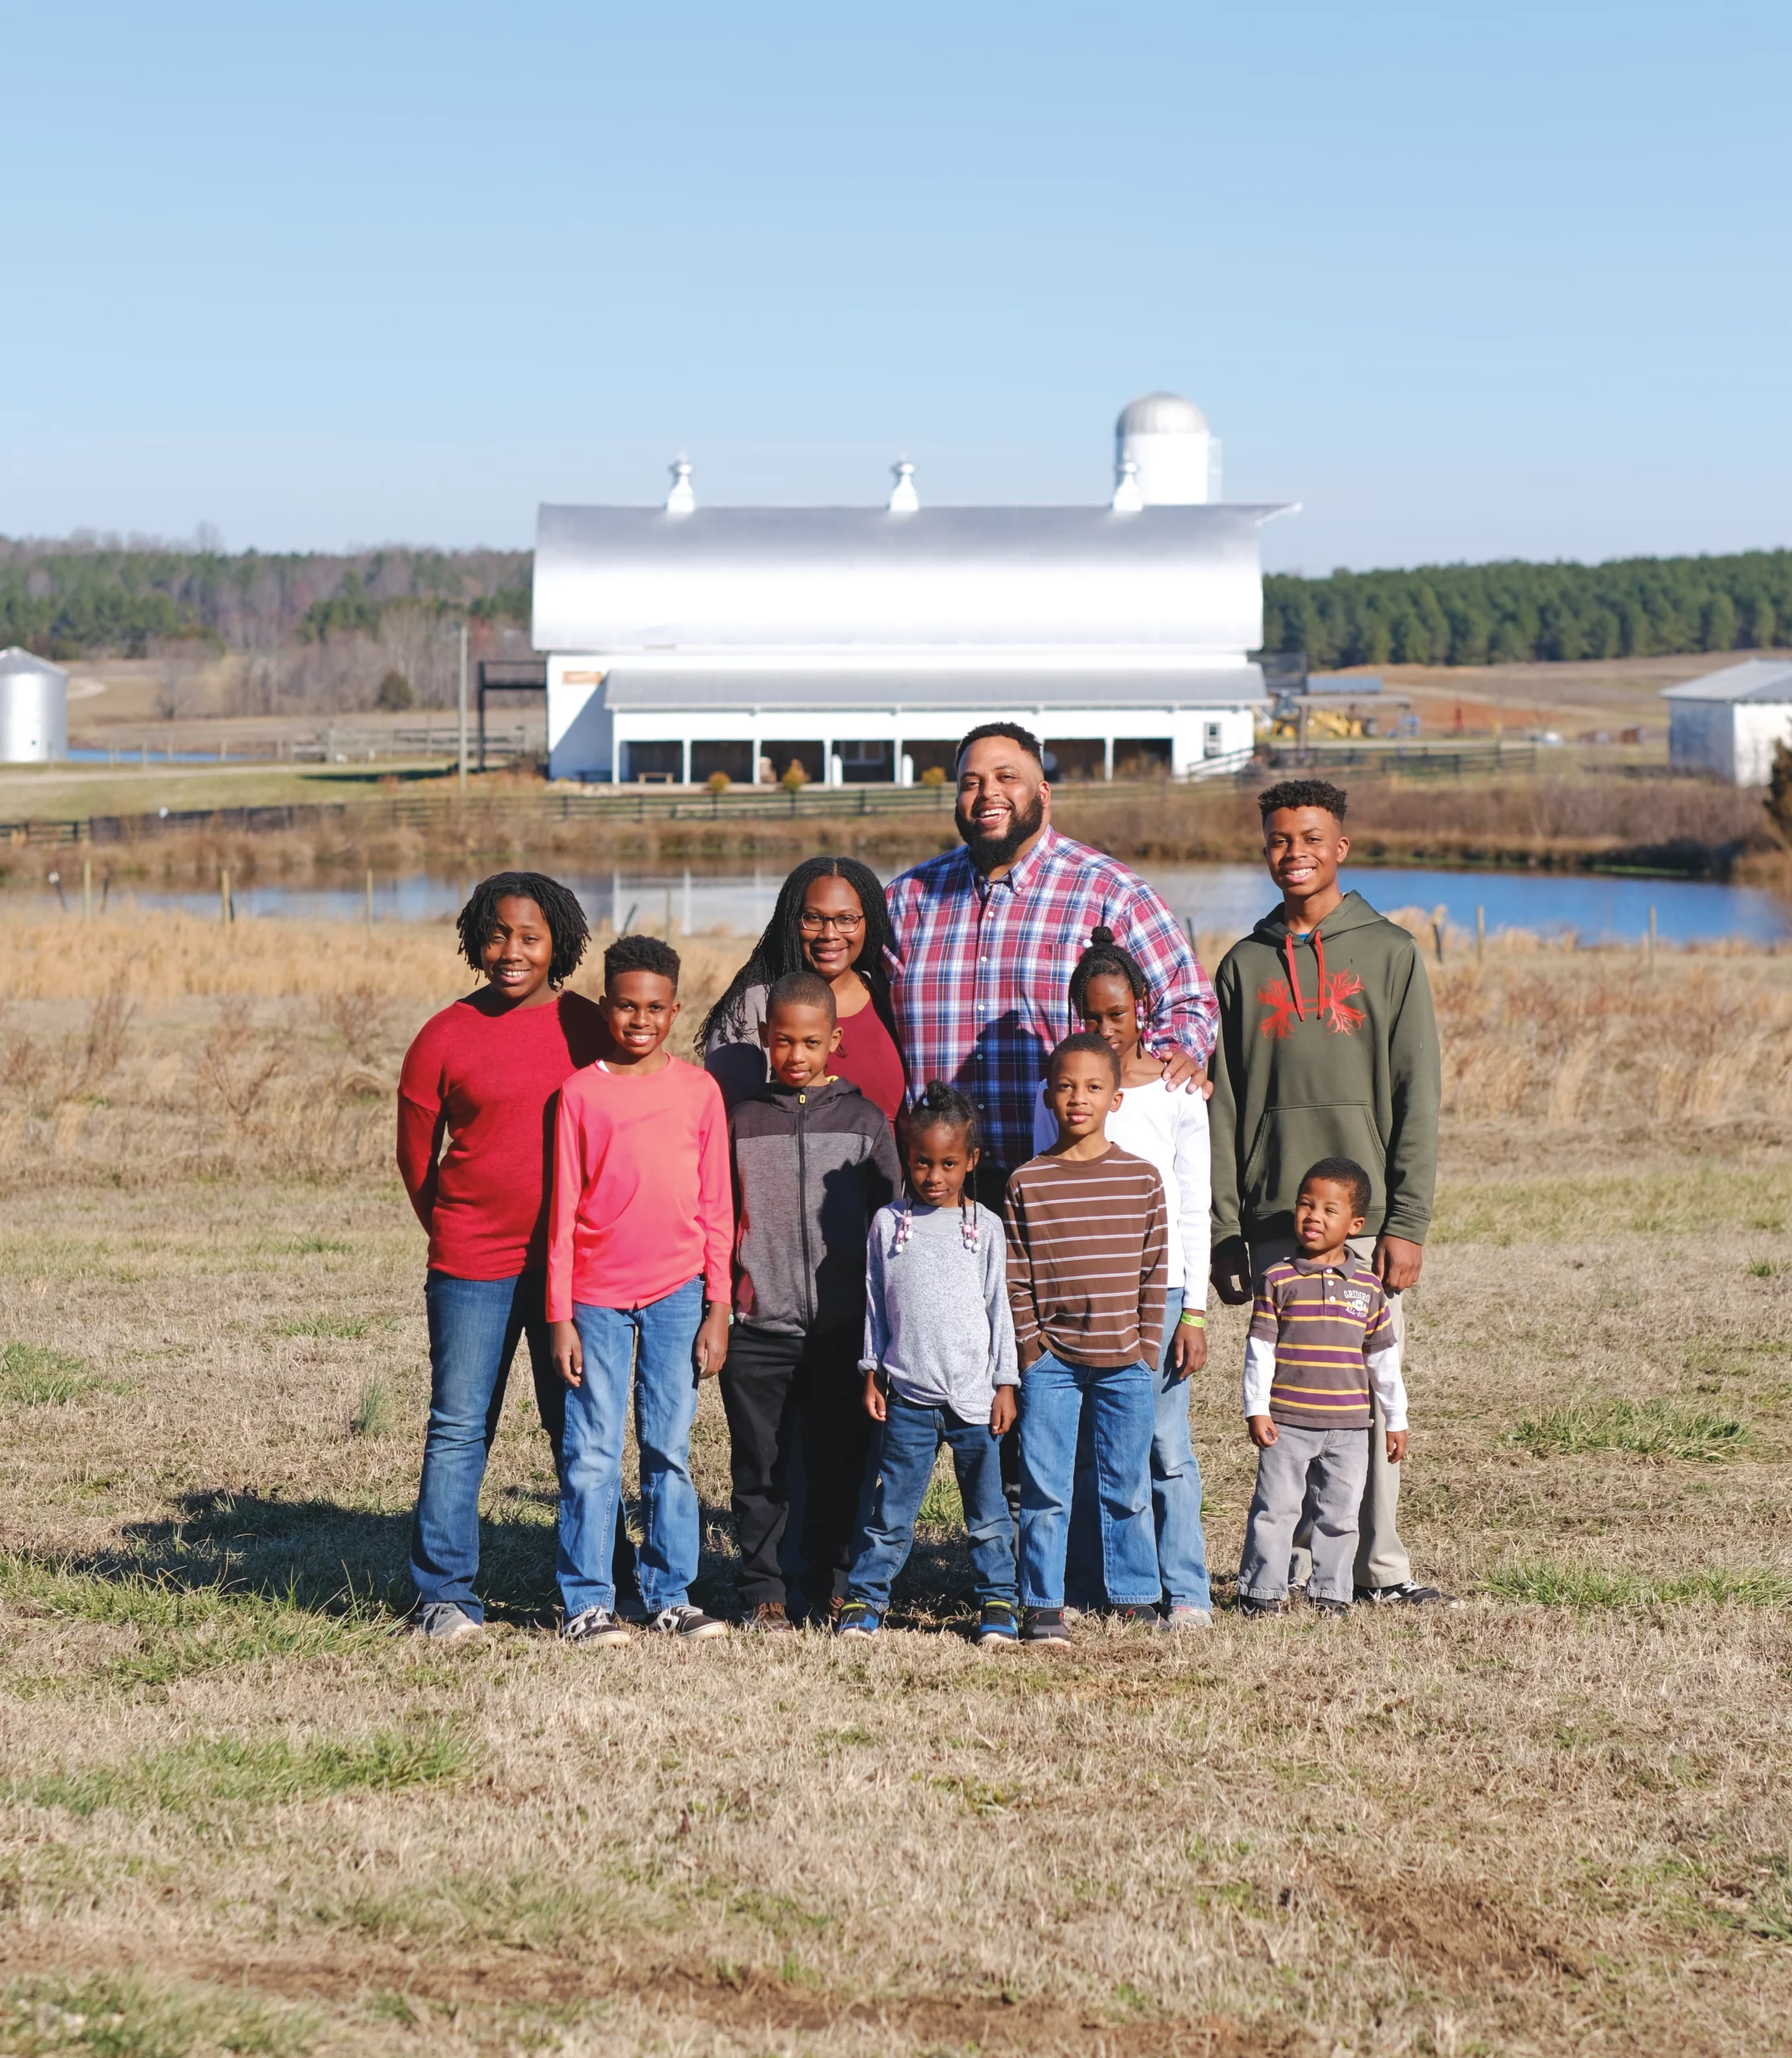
1661, 658, 1792, 703
533, 503, 1293, 656
593, 663, 1268, 712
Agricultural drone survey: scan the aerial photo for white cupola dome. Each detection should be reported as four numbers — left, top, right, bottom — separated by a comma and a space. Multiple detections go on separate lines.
1115, 392, 1214, 505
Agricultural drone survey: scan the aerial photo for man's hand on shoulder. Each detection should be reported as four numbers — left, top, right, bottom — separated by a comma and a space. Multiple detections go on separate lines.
1158, 1051, 1212, 1098
1211, 1236, 1253, 1306
1372, 1235, 1423, 1293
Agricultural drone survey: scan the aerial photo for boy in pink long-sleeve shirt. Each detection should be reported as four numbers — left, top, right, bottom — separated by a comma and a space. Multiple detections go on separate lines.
547, 934, 734, 1645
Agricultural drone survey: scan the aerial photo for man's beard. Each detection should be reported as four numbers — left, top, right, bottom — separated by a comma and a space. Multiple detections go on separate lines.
956, 789, 1046, 874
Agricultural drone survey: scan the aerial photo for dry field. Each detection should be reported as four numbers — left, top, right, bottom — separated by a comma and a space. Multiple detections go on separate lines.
2, 916, 1790, 2057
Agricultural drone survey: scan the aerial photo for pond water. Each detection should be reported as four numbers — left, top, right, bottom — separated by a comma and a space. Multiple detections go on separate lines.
31, 860, 1789, 945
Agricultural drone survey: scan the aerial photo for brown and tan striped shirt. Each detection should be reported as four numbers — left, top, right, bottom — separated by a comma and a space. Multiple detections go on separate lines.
1003, 1146, 1169, 1370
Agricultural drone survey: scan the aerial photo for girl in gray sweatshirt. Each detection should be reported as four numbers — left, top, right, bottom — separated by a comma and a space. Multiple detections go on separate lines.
838, 1082, 1021, 1646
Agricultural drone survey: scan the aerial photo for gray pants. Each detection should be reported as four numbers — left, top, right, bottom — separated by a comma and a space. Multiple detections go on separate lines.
1248, 1233, 1411, 1593
1237, 1424, 1371, 1605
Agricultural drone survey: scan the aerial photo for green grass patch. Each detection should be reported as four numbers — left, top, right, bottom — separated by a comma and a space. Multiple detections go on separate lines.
1745, 1257, 1785, 1278
1484, 1560, 1792, 1608
329, 1870, 625, 1951
917, 1452, 964, 1528
25, 1724, 468, 1820
273, 1314, 370, 1340
1434, 1165, 1792, 1247
348, 1374, 393, 1437
0, 1553, 396, 1690
0, 1973, 314, 2057
0, 1342, 98, 1407
1511, 1397, 1749, 1462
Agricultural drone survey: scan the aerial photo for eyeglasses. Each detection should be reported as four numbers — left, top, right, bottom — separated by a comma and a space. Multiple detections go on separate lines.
799, 908, 864, 935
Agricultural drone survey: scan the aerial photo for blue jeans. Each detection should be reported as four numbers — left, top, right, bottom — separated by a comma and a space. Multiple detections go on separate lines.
847, 1392, 1017, 1613
558, 1277, 704, 1618
1017, 1351, 1158, 1609
1064, 1288, 1212, 1611
411, 1270, 634, 1621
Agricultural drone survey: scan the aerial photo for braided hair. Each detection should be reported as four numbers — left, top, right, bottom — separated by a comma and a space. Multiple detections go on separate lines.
456, 871, 590, 989
699, 855, 896, 1047
896, 1079, 983, 1251
1068, 924, 1148, 1017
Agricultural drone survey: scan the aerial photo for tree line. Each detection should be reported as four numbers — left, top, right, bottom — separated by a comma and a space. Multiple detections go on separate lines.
0, 539, 530, 660
6, 534, 1791, 672
1262, 550, 1792, 669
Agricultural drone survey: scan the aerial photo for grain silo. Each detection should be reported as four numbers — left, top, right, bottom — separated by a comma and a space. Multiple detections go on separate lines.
0, 648, 68, 763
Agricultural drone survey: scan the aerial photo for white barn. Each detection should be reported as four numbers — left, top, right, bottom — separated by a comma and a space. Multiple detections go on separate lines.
535, 398, 1294, 787
1663, 658, 1792, 785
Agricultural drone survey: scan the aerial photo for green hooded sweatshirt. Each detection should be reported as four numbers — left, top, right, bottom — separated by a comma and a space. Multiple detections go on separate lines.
1209, 889, 1439, 1248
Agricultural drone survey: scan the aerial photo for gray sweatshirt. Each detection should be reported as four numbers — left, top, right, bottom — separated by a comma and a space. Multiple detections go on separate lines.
860, 1200, 1019, 1422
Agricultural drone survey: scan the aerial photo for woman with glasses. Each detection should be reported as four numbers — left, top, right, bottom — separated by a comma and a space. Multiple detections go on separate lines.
700, 855, 904, 1121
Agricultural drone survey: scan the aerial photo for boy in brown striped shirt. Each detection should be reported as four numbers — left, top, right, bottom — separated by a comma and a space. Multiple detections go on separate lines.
1236, 1157, 1409, 1617
1004, 1032, 1169, 1644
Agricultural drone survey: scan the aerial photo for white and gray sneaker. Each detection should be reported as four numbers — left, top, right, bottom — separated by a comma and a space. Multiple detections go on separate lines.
1158, 1604, 1214, 1632
563, 1606, 633, 1646
651, 1604, 729, 1640
410, 1602, 482, 1644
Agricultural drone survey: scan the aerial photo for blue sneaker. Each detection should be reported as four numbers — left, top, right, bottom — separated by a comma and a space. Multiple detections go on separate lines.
974, 1600, 1020, 1646
834, 1601, 881, 1640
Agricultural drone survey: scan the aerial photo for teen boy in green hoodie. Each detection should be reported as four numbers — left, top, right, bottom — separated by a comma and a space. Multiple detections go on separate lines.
1208, 778, 1450, 1607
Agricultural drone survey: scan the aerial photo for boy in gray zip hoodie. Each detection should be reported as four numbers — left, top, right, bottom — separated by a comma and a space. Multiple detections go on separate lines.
1208, 779, 1449, 1607
720, 970, 902, 1629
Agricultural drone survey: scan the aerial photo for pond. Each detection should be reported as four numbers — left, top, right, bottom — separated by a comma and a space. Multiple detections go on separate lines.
31, 859, 1790, 945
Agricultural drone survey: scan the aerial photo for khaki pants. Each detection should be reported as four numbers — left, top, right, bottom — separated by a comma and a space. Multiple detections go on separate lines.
1246, 1233, 1411, 1593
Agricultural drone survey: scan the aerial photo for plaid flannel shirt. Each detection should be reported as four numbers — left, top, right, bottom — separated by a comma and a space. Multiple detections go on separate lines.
884, 825, 1218, 1174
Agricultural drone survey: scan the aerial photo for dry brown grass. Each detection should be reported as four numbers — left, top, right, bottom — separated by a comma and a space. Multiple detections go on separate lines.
1, 920, 1790, 2055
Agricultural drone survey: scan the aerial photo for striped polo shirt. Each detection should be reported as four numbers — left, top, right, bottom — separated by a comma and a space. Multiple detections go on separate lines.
1249, 1254, 1392, 1429
1003, 1146, 1169, 1370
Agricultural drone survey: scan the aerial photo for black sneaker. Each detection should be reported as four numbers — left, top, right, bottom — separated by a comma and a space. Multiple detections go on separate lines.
650, 1604, 728, 1640
1236, 1596, 1283, 1620
1109, 1604, 1158, 1626
1310, 1597, 1351, 1617
1021, 1607, 1072, 1645
974, 1601, 1020, 1646
1355, 1580, 1456, 1608
562, 1606, 632, 1646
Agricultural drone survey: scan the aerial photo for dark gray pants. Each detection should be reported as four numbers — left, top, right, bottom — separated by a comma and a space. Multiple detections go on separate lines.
1237, 1424, 1371, 1605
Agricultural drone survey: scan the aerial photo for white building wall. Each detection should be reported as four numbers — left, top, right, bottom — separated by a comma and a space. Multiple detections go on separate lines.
1667, 700, 1733, 779
1734, 703, 1792, 785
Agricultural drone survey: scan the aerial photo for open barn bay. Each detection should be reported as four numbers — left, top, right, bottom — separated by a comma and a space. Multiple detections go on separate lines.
1, 917, 1789, 2056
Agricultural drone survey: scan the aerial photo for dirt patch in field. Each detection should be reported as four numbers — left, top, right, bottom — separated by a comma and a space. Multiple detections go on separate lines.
0, 1938, 1291, 2057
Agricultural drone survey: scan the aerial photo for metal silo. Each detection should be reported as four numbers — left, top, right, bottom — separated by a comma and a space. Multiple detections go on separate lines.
0, 647, 69, 763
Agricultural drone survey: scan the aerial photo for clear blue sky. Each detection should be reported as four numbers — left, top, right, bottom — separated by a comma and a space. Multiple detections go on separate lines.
3, 0, 1786, 571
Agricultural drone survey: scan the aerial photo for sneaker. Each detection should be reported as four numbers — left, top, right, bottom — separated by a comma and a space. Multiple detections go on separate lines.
974, 1601, 1020, 1646
1158, 1604, 1214, 1632
1355, 1580, 1457, 1608
650, 1604, 728, 1639
1310, 1597, 1352, 1617
1021, 1607, 1072, 1645
1109, 1604, 1158, 1626
740, 1601, 796, 1634
834, 1601, 880, 1640
409, 1601, 482, 1644
1236, 1596, 1283, 1619
562, 1606, 632, 1646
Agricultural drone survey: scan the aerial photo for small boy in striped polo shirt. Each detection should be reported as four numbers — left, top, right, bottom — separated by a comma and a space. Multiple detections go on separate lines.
1236, 1157, 1409, 1618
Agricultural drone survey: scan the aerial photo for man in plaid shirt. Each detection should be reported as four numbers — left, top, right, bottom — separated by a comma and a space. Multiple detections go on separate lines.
885, 723, 1218, 1187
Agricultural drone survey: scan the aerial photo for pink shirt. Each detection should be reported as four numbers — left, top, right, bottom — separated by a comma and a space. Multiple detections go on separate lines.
547, 1057, 733, 1322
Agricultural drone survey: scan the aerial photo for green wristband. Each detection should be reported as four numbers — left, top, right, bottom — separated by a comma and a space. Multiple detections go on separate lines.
1178, 1311, 1206, 1328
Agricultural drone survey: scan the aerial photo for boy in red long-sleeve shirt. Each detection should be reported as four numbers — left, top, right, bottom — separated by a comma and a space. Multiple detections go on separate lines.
547, 934, 733, 1645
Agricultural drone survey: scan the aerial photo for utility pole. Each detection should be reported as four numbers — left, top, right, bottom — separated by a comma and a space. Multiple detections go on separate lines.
456, 621, 470, 793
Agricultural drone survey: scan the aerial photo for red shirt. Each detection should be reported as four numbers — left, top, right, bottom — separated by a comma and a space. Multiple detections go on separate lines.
547, 1058, 733, 1321
830, 999, 906, 1123
397, 990, 609, 1280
